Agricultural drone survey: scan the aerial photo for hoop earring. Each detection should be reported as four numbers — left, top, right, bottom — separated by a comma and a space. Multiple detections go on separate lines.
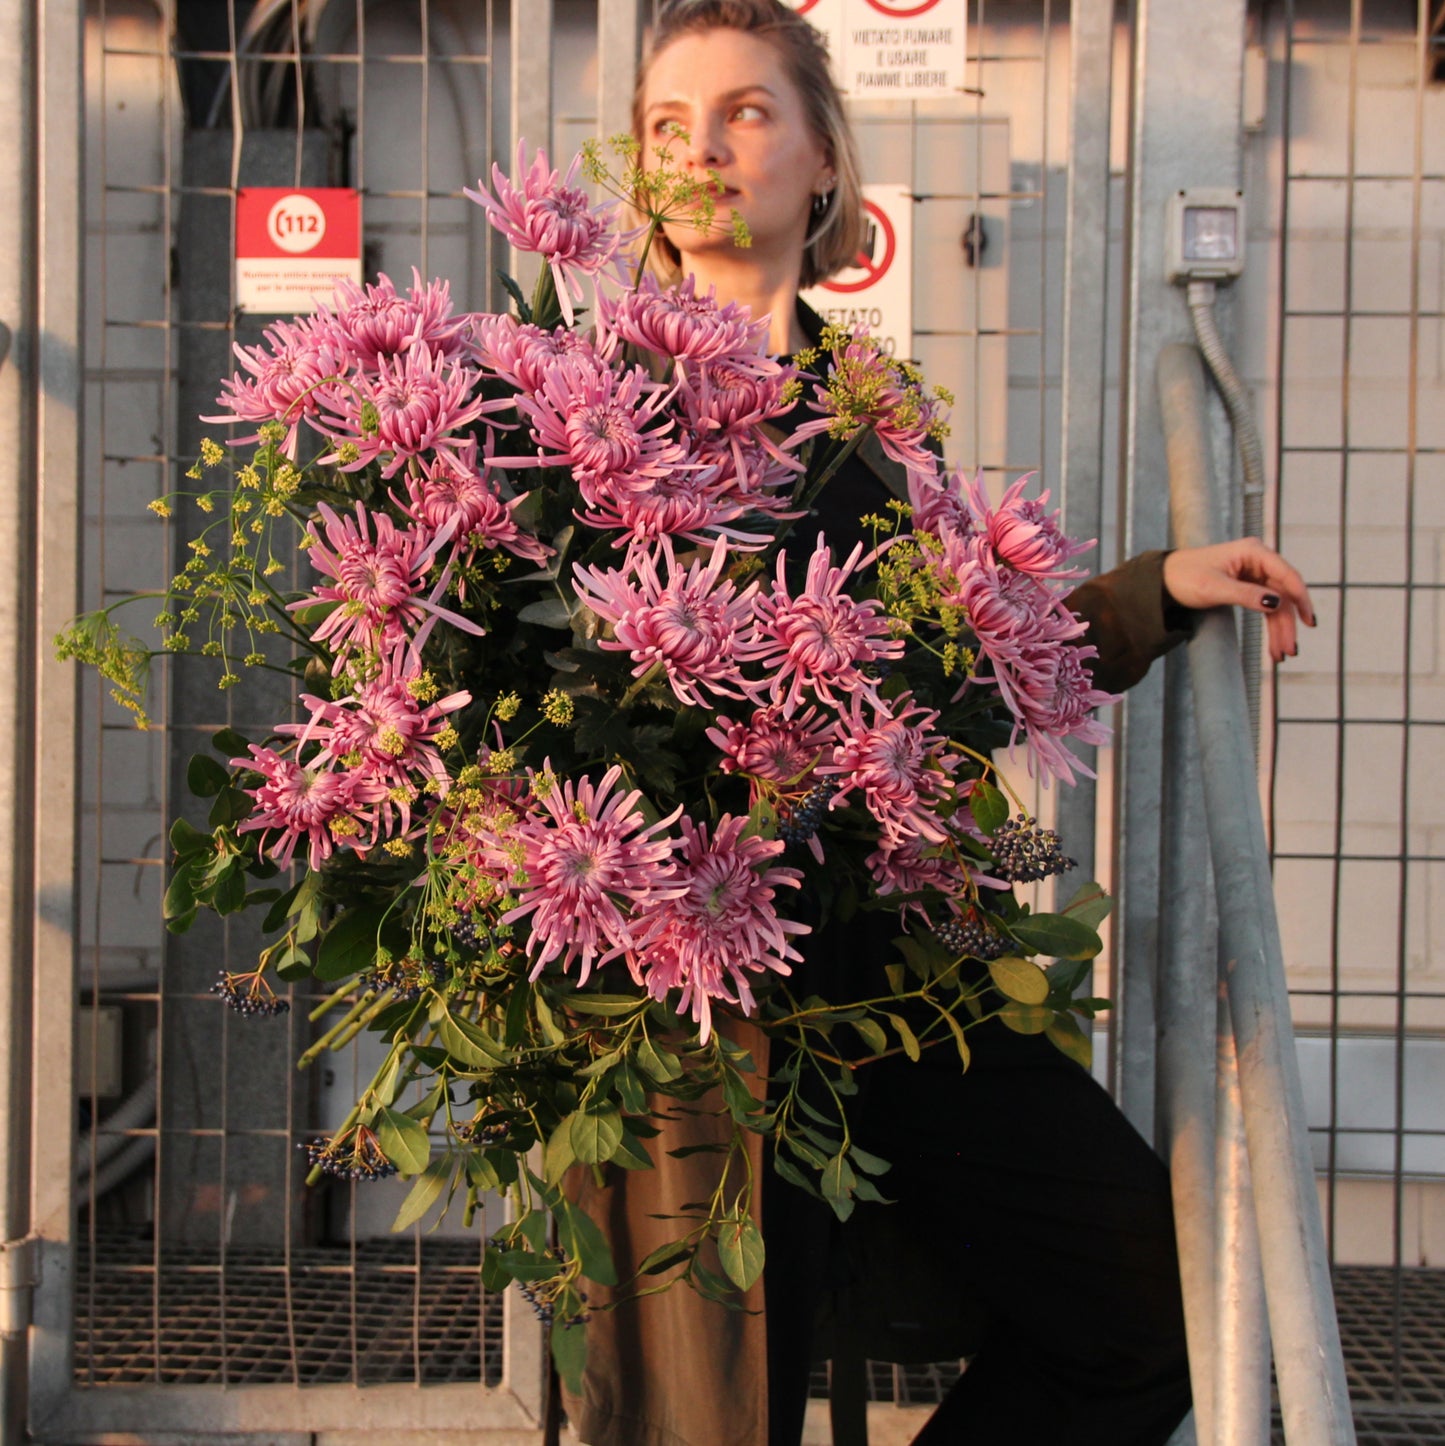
811, 186, 833, 220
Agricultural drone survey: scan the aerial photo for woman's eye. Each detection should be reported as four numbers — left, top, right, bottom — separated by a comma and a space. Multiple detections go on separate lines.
731, 103, 766, 122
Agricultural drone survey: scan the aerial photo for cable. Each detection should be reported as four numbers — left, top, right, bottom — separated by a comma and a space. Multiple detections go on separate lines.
1186, 278, 1266, 751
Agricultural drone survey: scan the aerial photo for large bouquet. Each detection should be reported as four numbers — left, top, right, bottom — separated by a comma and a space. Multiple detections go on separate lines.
60, 139, 1116, 1385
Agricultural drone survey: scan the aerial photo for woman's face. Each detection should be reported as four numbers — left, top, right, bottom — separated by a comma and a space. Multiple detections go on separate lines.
639, 27, 833, 272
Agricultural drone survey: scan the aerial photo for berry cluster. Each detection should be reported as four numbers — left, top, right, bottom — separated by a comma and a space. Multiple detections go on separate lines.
455, 1115, 509, 1147
451, 915, 492, 956
302, 1125, 397, 1181
367, 953, 448, 1002
779, 780, 839, 849
935, 911, 1008, 961
212, 970, 290, 1017
989, 815, 1075, 884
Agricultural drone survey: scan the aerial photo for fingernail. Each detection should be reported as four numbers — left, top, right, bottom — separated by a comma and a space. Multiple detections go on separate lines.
1261, 593, 1281, 610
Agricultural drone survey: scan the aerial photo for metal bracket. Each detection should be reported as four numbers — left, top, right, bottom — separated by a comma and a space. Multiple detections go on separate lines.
0, 1236, 37, 1337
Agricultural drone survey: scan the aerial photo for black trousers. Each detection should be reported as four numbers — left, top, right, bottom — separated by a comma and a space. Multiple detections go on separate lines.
763, 1024, 1192, 1446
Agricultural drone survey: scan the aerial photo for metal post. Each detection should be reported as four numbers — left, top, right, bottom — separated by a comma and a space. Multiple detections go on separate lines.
1054, 0, 1115, 920
1156, 647, 1217, 1446
1158, 341, 1356, 1444
1113, 0, 1249, 1133
598, 0, 644, 155
508, 0, 553, 296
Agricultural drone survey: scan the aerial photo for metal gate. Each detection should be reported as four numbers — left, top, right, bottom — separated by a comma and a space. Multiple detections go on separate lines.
8, 0, 1444, 1441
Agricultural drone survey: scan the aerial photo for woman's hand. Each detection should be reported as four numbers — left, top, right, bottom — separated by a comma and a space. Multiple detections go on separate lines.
1162, 538, 1316, 664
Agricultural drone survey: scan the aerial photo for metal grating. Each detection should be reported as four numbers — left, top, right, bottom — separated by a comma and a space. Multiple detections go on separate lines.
74, 1234, 503, 1387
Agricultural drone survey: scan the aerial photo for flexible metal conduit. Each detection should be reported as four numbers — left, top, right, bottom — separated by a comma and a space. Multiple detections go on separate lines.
1157, 342, 1356, 1444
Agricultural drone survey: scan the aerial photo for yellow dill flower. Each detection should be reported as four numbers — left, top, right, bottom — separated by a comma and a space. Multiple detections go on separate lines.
330, 815, 362, 839
484, 747, 517, 775
408, 671, 441, 703
531, 768, 557, 800
383, 839, 414, 859
335, 442, 361, 465
541, 689, 574, 726
237, 465, 261, 489
200, 437, 225, 466
263, 559, 284, 576
495, 692, 521, 721
217, 672, 240, 690
148, 498, 172, 518
434, 724, 459, 750
258, 421, 286, 444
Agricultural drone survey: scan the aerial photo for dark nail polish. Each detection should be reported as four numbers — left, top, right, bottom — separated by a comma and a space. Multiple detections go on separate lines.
1261, 593, 1281, 610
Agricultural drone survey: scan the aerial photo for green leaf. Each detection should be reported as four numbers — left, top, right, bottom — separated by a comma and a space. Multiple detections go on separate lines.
637, 1239, 694, 1276
1007, 912, 1102, 961
496, 267, 532, 322
1060, 880, 1114, 930
847, 1144, 892, 1177
849, 1017, 888, 1055
884, 963, 906, 997
569, 1107, 623, 1166
610, 1127, 653, 1171
315, 903, 392, 982
211, 726, 251, 757
740, 794, 779, 842
187, 752, 231, 798
988, 955, 1051, 1005
883, 1011, 921, 1062
1045, 1012, 1093, 1069
211, 865, 246, 916
852, 1177, 894, 1205
721, 1067, 760, 1123
481, 1244, 511, 1292
636, 1036, 682, 1084
969, 778, 1009, 835
517, 598, 573, 629
939, 1008, 973, 1070
566, 994, 644, 1018
207, 786, 252, 828
261, 881, 303, 933
169, 817, 212, 858
375, 1106, 431, 1176
532, 989, 566, 1045
771, 1154, 821, 1199
544, 1119, 577, 1187
439, 1011, 511, 1068
820, 1153, 857, 1221
391, 1154, 452, 1232
556, 1199, 618, 1286
550, 1320, 588, 1396
614, 1062, 648, 1116
998, 1001, 1051, 1035
465, 1152, 502, 1192
162, 867, 196, 922
274, 944, 312, 982
716, 1215, 765, 1292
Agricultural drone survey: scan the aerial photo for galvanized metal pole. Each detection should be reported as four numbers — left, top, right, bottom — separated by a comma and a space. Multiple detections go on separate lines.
1156, 646, 1217, 1446
1054, 0, 1114, 923
598, 0, 644, 156
1114, 0, 1248, 1133
508, 0, 553, 297
1158, 342, 1356, 1444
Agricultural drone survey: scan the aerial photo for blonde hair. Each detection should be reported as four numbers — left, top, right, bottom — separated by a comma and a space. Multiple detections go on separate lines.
633, 0, 866, 289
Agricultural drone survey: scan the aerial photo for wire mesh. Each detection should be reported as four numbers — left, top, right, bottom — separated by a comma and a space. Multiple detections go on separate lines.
1268, 0, 1445, 1418
75, 0, 511, 1412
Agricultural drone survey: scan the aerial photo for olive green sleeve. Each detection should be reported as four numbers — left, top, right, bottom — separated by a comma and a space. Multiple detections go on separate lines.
1066, 549, 1194, 696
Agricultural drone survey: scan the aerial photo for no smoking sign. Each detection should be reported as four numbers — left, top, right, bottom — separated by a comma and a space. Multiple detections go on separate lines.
801, 185, 913, 357
236, 187, 362, 314
784, 0, 966, 100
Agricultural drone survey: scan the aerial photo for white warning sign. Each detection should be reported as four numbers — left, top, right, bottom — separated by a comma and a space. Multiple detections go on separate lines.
785, 0, 967, 101
801, 183, 913, 358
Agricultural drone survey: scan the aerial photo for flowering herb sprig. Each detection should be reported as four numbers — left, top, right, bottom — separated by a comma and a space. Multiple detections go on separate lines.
58, 140, 1118, 1391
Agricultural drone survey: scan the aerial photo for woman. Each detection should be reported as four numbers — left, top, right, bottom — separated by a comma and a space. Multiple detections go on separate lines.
565, 4, 1315, 1444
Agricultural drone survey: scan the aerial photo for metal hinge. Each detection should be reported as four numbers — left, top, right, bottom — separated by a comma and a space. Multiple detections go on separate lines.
0, 1236, 37, 1337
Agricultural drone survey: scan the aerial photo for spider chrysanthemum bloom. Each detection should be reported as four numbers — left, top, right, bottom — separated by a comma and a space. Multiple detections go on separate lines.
317, 343, 507, 479
749, 539, 905, 716
320, 267, 470, 371
470, 314, 605, 394
705, 704, 836, 785
500, 764, 685, 981
994, 641, 1116, 786
574, 460, 769, 550
289, 501, 484, 668
598, 274, 770, 370
231, 744, 385, 869
819, 691, 958, 849
465, 143, 627, 326
204, 315, 343, 455
573, 540, 766, 707
495, 355, 689, 503
907, 467, 978, 541
628, 815, 808, 1044
396, 437, 552, 568
963, 472, 1094, 580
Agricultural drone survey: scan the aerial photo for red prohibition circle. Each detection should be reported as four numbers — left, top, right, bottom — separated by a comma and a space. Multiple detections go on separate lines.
791, 0, 822, 12
820, 200, 896, 295
863, 0, 942, 16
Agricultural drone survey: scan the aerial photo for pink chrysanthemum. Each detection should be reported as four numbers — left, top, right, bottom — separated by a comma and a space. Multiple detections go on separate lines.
818, 691, 958, 849
500, 764, 684, 981
994, 641, 1116, 786
396, 436, 552, 568
205, 315, 343, 455
907, 467, 978, 541
320, 268, 470, 371
788, 334, 946, 474
231, 744, 385, 869
281, 648, 470, 833
677, 355, 796, 436
495, 356, 689, 501
317, 344, 507, 479
627, 815, 807, 1043
470, 314, 606, 394
465, 143, 626, 326
598, 273, 770, 368
290, 501, 484, 668
865, 835, 969, 903
706, 705, 835, 784
748, 539, 905, 715
574, 458, 766, 549
963, 473, 1093, 579
573, 540, 766, 707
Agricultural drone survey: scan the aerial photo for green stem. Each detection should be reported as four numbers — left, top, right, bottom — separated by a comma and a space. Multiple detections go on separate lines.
618, 658, 665, 709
